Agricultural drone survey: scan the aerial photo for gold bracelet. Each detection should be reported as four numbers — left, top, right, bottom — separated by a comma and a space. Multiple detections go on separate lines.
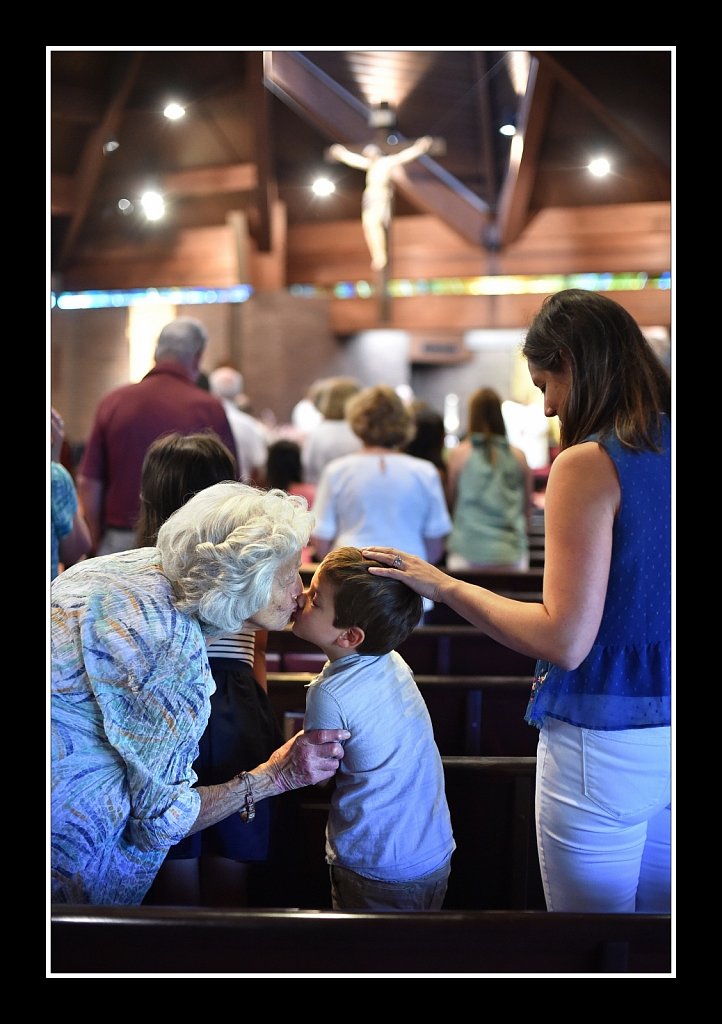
235, 771, 256, 823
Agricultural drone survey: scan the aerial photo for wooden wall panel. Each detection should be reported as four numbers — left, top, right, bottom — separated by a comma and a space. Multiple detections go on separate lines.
237, 293, 334, 424
288, 202, 671, 284
62, 226, 240, 292
328, 290, 670, 334
60, 203, 670, 294
50, 307, 129, 446
51, 199, 671, 445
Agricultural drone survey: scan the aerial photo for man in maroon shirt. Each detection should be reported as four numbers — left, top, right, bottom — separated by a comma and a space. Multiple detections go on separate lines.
77, 317, 239, 555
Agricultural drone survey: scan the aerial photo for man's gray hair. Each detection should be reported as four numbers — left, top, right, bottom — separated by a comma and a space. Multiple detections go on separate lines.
155, 317, 208, 363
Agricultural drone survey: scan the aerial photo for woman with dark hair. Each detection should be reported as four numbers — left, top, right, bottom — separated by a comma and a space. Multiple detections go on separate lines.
135, 431, 237, 547
446, 387, 532, 571
267, 438, 317, 564
404, 400, 449, 496
136, 433, 283, 906
266, 438, 316, 508
364, 290, 671, 915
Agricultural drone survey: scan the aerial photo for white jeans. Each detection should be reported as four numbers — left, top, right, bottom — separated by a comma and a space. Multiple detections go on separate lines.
536, 717, 671, 913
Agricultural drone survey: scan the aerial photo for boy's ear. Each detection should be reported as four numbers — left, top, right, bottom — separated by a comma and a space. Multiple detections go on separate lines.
338, 625, 365, 650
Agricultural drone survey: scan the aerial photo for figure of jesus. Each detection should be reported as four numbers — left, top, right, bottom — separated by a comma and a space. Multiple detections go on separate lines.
328, 136, 434, 271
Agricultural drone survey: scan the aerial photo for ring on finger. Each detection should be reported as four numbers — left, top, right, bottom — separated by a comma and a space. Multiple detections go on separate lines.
392, 555, 403, 569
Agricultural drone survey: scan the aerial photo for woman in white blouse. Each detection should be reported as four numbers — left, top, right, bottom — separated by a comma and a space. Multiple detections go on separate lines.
311, 385, 452, 606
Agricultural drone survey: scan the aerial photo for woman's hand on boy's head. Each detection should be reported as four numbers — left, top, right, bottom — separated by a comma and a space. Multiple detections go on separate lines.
362, 548, 446, 603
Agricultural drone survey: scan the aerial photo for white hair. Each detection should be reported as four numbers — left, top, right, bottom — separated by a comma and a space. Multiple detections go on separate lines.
209, 366, 244, 399
157, 482, 314, 633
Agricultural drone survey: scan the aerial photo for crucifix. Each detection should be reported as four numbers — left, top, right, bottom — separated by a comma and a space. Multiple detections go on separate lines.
327, 108, 443, 320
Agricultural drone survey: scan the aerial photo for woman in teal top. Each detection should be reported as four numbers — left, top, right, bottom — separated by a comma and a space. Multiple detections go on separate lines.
363, 289, 671, 915
446, 387, 532, 571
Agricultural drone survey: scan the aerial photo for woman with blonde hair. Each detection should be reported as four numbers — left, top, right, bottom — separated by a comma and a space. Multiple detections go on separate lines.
302, 377, 362, 485
311, 385, 451, 610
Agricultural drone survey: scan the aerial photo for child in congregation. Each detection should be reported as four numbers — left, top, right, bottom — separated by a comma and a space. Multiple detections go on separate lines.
292, 546, 455, 910
135, 432, 284, 906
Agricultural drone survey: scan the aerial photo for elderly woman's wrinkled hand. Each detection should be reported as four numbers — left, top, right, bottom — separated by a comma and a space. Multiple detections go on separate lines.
265, 728, 350, 792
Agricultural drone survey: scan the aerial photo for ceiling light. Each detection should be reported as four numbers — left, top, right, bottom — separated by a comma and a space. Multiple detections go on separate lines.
163, 102, 186, 121
140, 191, 165, 221
312, 177, 336, 197
499, 123, 516, 137
369, 102, 396, 129
103, 139, 120, 154
588, 157, 611, 178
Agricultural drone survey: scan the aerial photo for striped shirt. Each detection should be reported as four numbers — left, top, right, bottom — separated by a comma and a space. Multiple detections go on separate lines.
206, 631, 255, 665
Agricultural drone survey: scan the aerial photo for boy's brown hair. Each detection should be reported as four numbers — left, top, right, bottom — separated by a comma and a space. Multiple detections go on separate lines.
319, 546, 423, 654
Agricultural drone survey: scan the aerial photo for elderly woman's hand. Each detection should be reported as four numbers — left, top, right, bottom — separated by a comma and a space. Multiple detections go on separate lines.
264, 728, 350, 792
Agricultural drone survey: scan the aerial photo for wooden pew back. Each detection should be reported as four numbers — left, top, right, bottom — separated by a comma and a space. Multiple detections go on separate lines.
50, 906, 672, 975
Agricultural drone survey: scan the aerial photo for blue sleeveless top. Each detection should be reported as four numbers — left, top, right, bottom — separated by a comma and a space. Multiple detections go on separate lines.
525, 415, 671, 731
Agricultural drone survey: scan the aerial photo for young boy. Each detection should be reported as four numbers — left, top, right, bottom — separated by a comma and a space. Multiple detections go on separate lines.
292, 546, 455, 910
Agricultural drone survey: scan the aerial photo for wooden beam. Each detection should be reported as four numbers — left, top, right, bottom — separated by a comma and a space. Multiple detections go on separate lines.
532, 51, 671, 184
163, 163, 257, 197
52, 163, 258, 215
249, 52, 277, 253
264, 50, 491, 250
56, 52, 143, 272
493, 58, 554, 249
472, 52, 498, 205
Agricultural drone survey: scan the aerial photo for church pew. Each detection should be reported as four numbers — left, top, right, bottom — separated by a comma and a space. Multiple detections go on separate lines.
424, 567, 544, 623
50, 906, 671, 975
266, 672, 538, 757
266, 624, 537, 677
398, 625, 536, 676
441, 756, 543, 911
250, 756, 544, 913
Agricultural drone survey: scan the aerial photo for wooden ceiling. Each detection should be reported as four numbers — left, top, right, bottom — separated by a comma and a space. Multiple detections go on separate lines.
49, 48, 673, 286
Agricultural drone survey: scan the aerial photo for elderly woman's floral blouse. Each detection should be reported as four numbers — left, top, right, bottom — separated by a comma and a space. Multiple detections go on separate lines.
51, 548, 214, 904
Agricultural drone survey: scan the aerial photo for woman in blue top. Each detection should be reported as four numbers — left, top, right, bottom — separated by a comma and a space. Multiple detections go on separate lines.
363, 289, 671, 914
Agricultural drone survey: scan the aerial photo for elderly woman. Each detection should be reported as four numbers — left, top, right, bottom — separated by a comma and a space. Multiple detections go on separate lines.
51, 482, 349, 905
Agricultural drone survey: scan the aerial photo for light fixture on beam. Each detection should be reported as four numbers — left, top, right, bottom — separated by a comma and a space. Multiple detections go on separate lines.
369, 102, 396, 129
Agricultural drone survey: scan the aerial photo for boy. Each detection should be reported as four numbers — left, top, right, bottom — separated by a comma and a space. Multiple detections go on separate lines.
292, 546, 455, 910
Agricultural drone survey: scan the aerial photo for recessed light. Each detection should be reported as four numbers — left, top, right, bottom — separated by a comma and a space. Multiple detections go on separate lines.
140, 191, 165, 221
588, 157, 611, 177
163, 102, 186, 121
312, 177, 336, 197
